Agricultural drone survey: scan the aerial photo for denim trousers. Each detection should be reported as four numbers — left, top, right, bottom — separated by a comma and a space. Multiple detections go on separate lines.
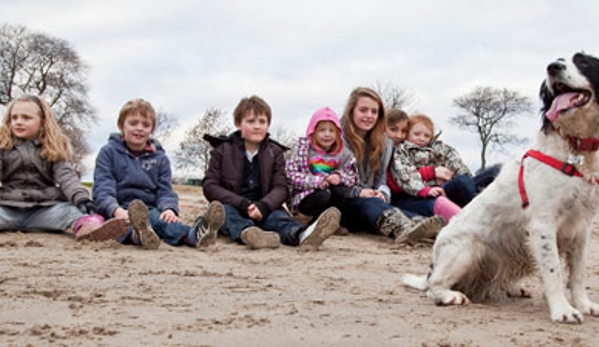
393, 174, 477, 215
0, 202, 83, 232
220, 204, 304, 246
392, 196, 436, 217
119, 206, 192, 246
340, 197, 414, 233
442, 174, 477, 207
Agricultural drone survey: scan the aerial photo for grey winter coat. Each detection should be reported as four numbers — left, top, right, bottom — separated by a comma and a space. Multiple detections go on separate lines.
0, 139, 89, 208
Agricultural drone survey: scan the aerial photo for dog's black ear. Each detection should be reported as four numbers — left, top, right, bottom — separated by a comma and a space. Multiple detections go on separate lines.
574, 52, 599, 96
539, 81, 553, 133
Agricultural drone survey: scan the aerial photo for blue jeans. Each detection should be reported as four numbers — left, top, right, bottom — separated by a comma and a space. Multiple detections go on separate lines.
442, 175, 476, 207
340, 197, 415, 233
0, 203, 83, 232
220, 204, 304, 246
473, 164, 501, 192
393, 196, 436, 217
119, 206, 192, 246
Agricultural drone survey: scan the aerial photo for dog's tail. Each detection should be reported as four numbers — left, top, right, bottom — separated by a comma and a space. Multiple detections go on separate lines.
402, 273, 429, 291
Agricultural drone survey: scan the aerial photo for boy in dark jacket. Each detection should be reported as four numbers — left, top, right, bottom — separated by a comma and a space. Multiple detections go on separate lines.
93, 98, 224, 249
203, 95, 339, 250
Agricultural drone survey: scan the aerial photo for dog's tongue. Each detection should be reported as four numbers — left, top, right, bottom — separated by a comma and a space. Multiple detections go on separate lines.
546, 92, 579, 121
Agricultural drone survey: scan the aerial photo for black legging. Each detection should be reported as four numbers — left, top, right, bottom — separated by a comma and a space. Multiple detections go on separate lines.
297, 185, 350, 219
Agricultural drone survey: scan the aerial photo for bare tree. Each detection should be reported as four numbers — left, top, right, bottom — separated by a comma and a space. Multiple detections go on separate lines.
269, 124, 301, 160
154, 110, 179, 143
174, 107, 232, 177
451, 86, 533, 170
0, 24, 95, 168
372, 81, 417, 111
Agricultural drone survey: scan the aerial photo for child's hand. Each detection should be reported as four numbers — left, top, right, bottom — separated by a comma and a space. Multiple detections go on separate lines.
372, 190, 386, 202
326, 173, 341, 186
428, 186, 446, 198
359, 188, 385, 201
435, 166, 454, 182
114, 207, 129, 221
359, 188, 376, 198
319, 179, 329, 189
160, 209, 179, 223
248, 204, 263, 221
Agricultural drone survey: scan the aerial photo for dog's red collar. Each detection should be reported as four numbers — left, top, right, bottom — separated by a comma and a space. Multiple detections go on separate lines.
518, 149, 599, 209
553, 126, 599, 152
566, 136, 599, 151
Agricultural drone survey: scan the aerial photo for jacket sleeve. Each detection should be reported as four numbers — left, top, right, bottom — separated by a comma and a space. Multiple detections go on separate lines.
392, 145, 428, 196
375, 139, 392, 201
202, 145, 250, 211
435, 142, 472, 177
285, 142, 324, 194
337, 148, 358, 188
155, 154, 179, 215
92, 147, 122, 218
52, 160, 90, 205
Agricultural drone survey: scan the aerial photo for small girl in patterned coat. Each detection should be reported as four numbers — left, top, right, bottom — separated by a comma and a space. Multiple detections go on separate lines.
285, 107, 357, 223
390, 113, 475, 222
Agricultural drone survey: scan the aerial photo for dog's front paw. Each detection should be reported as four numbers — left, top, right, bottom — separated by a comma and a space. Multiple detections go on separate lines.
575, 300, 599, 317
432, 290, 470, 306
507, 285, 532, 298
551, 307, 584, 324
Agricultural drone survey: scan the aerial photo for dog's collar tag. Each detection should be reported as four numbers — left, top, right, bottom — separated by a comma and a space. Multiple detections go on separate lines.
567, 153, 585, 166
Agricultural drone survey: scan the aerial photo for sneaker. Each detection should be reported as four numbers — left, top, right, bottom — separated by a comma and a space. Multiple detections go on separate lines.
192, 201, 225, 248
240, 227, 281, 250
75, 218, 129, 242
298, 207, 340, 249
128, 200, 161, 250
395, 215, 445, 246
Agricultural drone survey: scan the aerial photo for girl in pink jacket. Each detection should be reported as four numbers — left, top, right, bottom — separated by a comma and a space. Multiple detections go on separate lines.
285, 107, 357, 223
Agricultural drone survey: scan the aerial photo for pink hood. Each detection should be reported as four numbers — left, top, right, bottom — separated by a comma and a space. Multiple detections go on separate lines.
306, 107, 343, 154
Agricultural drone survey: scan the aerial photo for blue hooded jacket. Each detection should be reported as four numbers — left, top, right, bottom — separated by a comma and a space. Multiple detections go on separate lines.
93, 133, 178, 218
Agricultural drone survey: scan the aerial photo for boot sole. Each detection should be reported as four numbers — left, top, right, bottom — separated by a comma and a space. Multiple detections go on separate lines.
76, 218, 129, 242
197, 201, 225, 248
241, 227, 281, 250
300, 207, 340, 249
128, 200, 161, 250
395, 215, 445, 245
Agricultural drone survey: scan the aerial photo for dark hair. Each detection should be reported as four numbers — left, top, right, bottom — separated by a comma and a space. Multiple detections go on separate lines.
233, 95, 272, 125
386, 108, 408, 126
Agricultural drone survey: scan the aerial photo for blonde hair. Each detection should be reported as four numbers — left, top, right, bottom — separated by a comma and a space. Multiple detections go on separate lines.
118, 98, 156, 132
408, 113, 435, 136
341, 87, 386, 175
0, 95, 73, 162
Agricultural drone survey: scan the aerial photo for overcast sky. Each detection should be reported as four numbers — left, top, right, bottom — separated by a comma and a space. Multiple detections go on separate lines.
2, 0, 599, 178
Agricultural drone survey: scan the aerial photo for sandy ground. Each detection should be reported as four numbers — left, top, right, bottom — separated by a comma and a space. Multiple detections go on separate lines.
1, 185, 599, 347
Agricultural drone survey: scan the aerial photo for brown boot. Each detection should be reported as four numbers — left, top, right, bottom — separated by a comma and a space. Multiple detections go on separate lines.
74, 215, 128, 242
128, 200, 161, 250
394, 215, 445, 246
240, 227, 281, 250
376, 208, 412, 237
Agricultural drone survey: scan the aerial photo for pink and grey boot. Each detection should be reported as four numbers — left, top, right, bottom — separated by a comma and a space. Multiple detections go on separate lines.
433, 196, 461, 223
74, 214, 128, 242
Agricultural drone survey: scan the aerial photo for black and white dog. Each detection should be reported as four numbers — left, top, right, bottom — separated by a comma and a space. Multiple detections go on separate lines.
403, 52, 599, 323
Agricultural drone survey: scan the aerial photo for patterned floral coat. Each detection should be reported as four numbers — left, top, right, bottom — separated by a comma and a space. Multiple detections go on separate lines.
391, 139, 471, 196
